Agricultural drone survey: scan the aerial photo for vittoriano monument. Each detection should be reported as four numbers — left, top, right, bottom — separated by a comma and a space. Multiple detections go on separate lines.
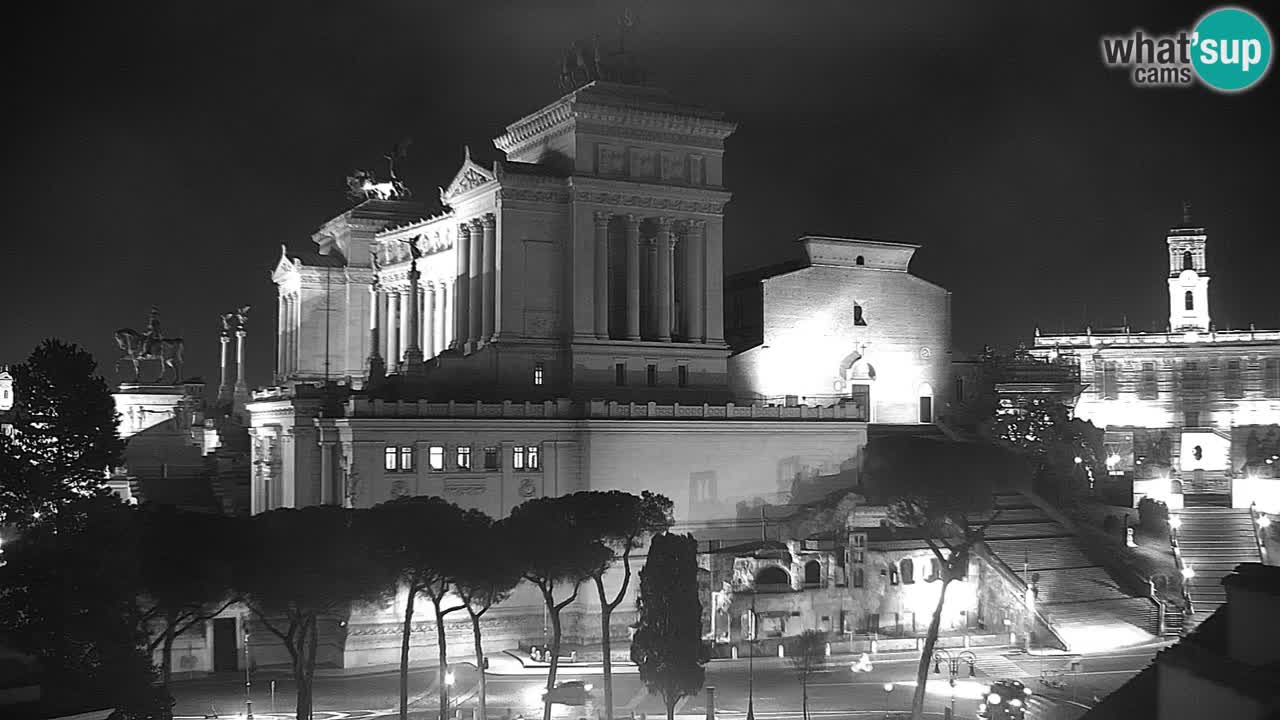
114, 307, 185, 384
218, 305, 251, 408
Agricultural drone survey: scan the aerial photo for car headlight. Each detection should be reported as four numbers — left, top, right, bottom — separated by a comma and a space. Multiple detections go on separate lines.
1023, 686, 1033, 696
987, 693, 1002, 704
1009, 698, 1022, 707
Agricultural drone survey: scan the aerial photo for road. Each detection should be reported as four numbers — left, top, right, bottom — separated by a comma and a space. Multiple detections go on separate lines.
170, 644, 1164, 720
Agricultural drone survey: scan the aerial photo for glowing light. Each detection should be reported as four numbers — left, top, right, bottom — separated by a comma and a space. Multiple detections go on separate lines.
883, 682, 895, 693
1106, 454, 1120, 468
584, 683, 593, 692
1259, 515, 1272, 529
32, 511, 41, 520
1182, 565, 1196, 580
444, 670, 455, 686
921, 679, 988, 700
1073, 456, 1082, 464
1170, 516, 1183, 530
1009, 698, 1023, 708
987, 693, 1002, 705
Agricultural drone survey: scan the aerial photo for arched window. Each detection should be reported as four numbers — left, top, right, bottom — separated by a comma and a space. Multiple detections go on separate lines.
1171, 479, 1184, 495
755, 566, 790, 587
854, 304, 867, 326
804, 560, 821, 585
900, 558, 915, 584
855, 255, 865, 266
927, 558, 941, 582
1183, 251, 1193, 271
1185, 291, 1194, 311
853, 567, 865, 588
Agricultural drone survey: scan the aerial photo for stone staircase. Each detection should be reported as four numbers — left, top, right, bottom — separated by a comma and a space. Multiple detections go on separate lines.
976, 494, 1159, 650
1180, 469, 1232, 506
1175, 506, 1261, 623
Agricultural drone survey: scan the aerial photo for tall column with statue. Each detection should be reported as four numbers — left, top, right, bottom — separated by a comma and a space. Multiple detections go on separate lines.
401, 238, 425, 375
367, 254, 386, 384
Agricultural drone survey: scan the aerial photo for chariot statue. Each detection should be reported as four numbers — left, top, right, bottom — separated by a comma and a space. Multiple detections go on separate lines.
346, 138, 413, 201
114, 307, 185, 384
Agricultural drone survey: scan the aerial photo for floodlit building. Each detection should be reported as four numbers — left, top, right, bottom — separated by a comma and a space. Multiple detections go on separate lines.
1032, 212, 1280, 512
245, 76, 954, 668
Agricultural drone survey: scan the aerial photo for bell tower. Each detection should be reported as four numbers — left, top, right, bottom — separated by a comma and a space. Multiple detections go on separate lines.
1167, 201, 1210, 332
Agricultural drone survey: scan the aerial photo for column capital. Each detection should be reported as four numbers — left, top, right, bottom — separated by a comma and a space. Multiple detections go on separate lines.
623, 213, 640, 229
657, 216, 675, 232
689, 218, 707, 231
458, 222, 472, 237
593, 210, 612, 227
469, 217, 485, 230
481, 213, 497, 229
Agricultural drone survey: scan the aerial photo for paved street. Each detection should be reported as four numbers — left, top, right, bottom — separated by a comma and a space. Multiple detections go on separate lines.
171, 644, 1164, 720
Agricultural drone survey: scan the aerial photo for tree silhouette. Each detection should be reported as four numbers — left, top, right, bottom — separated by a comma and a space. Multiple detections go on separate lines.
788, 630, 828, 720
453, 514, 523, 720
631, 533, 707, 720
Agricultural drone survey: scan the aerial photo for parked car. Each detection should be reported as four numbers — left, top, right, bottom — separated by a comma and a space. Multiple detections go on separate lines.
977, 679, 1032, 720
543, 679, 594, 706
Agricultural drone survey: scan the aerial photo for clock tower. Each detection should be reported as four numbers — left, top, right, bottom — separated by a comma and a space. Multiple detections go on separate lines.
1167, 203, 1210, 332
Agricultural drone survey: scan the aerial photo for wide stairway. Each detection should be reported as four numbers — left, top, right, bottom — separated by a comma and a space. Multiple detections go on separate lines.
1176, 506, 1260, 624
978, 494, 1157, 651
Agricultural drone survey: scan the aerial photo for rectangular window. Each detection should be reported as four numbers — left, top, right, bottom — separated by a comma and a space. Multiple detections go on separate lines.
384, 447, 398, 471
428, 445, 445, 471
1181, 361, 1208, 393
1102, 361, 1118, 400
918, 396, 933, 423
398, 446, 414, 472
513, 445, 525, 470
1225, 359, 1243, 399
456, 446, 472, 470
1139, 362, 1158, 400
533, 362, 544, 386
483, 446, 499, 470
646, 364, 657, 387
615, 362, 627, 386
526, 444, 540, 470
678, 365, 689, 388
1266, 358, 1280, 398
851, 533, 866, 564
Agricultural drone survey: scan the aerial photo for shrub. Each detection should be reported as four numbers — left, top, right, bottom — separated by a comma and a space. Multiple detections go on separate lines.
1138, 497, 1169, 529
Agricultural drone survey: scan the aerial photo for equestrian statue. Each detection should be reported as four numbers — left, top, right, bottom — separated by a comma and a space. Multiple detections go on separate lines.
114, 307, 185, 384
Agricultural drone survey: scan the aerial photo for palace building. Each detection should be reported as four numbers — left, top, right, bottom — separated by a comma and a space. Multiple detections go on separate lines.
1031, 212, 1280, 512
245, 78, 955, 668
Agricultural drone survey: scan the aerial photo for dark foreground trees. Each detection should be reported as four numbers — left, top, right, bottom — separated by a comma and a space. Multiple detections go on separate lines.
789, 629, 827, 720
236, 506, 397, 720
863, 435, 1031, 720
631, 533, 707, 720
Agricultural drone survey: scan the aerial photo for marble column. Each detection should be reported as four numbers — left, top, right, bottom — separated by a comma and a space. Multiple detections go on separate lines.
593, 211, 611, 338
399, 287, 415, 367
319, 437, 334, 505
387, 290, 400, 367
454, 224, 471, 350
424, 283, 436, 358
234, 329, 248, 395
276, 297, 286, 380
656, 217, 674, 342
481, 214, 497, 342
684, 220, 706, 342
286, 295, 297, 375
218, 334, 231, 403
403, 262, 424, 373
367, 283, 385, 381
705, 218, 726, 344
468, 218, 484, 350
625, 214, 641, 340
439, 282, 450, 352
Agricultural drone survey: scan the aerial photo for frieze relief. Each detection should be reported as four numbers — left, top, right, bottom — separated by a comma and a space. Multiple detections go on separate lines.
495, 188, 570, 205
573, 190, 725, 215
661, 152, 687, 182
444, 479, 487, 497
629, 149, 656, 179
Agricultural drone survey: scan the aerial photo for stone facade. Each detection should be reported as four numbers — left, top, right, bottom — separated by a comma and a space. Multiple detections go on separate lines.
1032, 218, 1280, 511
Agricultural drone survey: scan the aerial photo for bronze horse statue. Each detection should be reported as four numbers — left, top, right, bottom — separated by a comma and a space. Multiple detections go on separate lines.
114, 328, 185, 383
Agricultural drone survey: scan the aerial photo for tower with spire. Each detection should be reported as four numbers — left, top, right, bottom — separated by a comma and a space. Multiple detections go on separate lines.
1167, 200, 1211, 333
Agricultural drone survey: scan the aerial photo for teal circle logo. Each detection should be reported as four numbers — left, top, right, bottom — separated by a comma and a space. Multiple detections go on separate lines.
1192, 7, 1273, 92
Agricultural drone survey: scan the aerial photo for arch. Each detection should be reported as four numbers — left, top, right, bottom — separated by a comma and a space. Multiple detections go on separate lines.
1185, 291, 1194, 311
1170, 478, 1184, 495
803, 560, 821, 585
855, 255, 865, 266
755, 566, 790, 587
1183, 251, 1194, 271
854, 304, 867, 326
900, 558, 915, 584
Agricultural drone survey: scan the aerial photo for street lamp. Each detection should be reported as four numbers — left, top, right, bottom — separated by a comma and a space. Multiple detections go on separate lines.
933, 650, 976, 719
243, 632, 253, 720
1182, 565, 1196, 580
883, 682, 894, 719
746, 593, 757, 720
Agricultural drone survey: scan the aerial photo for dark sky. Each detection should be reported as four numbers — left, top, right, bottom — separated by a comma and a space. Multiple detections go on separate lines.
4, 1, 1278, 389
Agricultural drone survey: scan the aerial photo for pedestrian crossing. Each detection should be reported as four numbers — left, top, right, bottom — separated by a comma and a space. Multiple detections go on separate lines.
972, 652, 1024, 679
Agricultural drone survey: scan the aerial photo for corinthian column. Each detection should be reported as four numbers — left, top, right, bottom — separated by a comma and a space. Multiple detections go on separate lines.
625, 214, 641, 340
367, 283, 385, 382
234, 329, 248, 395
218, 334, 231, 403
387, 291, 400, 367
481, 214, 497, 342
424, 282, 436, 358
684, 220, 706, 342
593, 211, 611, 338
399, 287, 414, 367
468, 218, 484, 350
403, 260, 424, 374
656, 217, 674, 342
276, 296, 286, 381
454, 224, 471, 351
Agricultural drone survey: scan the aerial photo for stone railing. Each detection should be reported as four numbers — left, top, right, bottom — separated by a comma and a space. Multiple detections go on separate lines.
585, 400, 866, 421
1035, 328, 1280, 348
345, 398, 575, 419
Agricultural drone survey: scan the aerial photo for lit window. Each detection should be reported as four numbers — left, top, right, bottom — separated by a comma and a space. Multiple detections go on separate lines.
889, 568, 899, 586
519, 444, 540, 471
615, 362, 627, 386
399, 446, 414, 471
678, 365, 688, 388
646, 364, 657, 387
428, 445, 445, 471
513, 445, 525, 470
384, 447, 397, 471
483, 446, 499, 470
533, 362, 544, 386
456, 446, 472, 470
1185, 290, 1194, 311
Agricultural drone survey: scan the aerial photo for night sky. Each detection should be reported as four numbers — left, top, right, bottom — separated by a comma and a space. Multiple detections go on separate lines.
4, 1, 1278, 389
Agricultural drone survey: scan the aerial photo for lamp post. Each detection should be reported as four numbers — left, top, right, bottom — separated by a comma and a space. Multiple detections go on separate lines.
882, 682, 894, 719
932, 649, 976, 719
243, 632, 253, 720
746, 594, 756, 720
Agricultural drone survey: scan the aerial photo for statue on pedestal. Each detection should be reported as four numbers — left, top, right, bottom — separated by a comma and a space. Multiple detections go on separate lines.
114, 307, 185, 384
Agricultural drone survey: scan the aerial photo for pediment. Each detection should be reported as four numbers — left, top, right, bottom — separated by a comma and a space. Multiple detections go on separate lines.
271, 245, 298, 283
440, 147, 496, 203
